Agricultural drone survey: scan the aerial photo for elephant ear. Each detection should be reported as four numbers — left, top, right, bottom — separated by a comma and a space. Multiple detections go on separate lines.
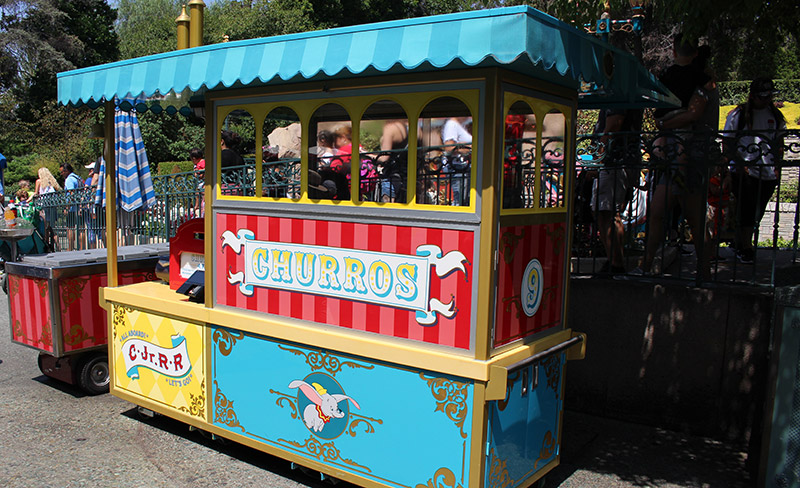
332, 394, 360, 410
288, 380, 322, 405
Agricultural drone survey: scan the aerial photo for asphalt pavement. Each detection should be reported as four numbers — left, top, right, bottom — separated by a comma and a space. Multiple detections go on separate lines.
0, 291, 753, 488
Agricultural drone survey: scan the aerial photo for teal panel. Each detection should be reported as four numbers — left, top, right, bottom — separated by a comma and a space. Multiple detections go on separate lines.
765, 306, 800, 487
211, 326, 473, 487
485, 353, 564, 487
57, 7, 676, 111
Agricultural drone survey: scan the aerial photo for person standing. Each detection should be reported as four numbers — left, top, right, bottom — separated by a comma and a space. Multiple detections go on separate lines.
591, 108, 643, 274
60, 163, 82, 251
723, 77, 786, 264
441, 117, 472, 206
190, 148, 205, 216
636, 34, 712, 278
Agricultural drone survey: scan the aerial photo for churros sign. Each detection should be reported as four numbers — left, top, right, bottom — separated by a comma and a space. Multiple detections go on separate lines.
221, 229, 468, 325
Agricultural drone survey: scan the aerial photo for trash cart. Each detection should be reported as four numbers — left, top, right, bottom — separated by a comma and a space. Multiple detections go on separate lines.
6, 244, 167, 394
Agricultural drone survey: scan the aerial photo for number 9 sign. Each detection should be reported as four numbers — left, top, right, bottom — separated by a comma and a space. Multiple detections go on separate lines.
521, 259, 543, 317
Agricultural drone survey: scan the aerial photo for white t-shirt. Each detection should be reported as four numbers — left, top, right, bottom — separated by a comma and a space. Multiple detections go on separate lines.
441, 119, 472, 145
724, 106, 786, 180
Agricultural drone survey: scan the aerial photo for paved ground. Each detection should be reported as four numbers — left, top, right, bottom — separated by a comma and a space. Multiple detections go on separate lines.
0, 292, 753, 487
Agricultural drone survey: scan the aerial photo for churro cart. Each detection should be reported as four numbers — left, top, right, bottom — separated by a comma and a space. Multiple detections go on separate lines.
6, 244, 167, 394
57, 6, 675, 486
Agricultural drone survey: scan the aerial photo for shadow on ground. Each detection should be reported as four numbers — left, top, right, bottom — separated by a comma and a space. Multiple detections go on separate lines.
121, 408, 359, 488
546, 411, 753, 488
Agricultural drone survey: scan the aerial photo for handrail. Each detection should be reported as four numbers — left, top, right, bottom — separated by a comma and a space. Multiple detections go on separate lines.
506, 335, 585, 375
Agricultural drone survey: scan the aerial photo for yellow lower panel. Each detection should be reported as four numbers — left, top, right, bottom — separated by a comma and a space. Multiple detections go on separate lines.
111, 305, 206, 419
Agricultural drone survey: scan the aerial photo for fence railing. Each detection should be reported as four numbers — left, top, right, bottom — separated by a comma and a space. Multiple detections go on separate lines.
19, 129, 800, 287
31, 169, 204, 252
571, 129, 800, 287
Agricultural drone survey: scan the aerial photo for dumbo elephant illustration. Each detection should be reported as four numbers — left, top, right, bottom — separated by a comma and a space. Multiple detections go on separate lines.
288, 380, 360, 432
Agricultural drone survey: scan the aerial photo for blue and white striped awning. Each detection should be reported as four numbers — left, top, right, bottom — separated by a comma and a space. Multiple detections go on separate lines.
57, 6, 677, 110
95, 99, 156, 211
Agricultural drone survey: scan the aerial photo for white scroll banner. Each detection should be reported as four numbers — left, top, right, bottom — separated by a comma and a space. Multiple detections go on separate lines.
122, 335, 191, 379
221, 228, 468, 325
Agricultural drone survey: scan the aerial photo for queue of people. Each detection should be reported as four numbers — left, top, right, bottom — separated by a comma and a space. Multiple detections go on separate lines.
583, 33, 788, 279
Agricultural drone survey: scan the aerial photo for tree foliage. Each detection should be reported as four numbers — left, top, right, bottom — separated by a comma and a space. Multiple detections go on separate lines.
0, 0, 117, 187
115, 0, 179, 59
0, 0, 118, 121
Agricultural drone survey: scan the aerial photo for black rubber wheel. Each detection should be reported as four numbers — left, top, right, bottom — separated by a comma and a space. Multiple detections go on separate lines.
37, 353, 45, 375
78, 353, 109, 395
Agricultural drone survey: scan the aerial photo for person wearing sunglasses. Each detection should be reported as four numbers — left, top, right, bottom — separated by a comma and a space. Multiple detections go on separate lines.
723, 77, 787, 264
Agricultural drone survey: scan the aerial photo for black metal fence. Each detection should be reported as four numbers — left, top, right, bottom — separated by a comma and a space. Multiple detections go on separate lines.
31, 169, 204, 252
571, 129, 800, 287
20, 129, 800, 287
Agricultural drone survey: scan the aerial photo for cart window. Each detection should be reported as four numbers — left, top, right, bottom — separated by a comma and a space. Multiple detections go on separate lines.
262, 107, 301, 199
417, 97, 472, 207
503, 101, 537, 209
221, 110, 255, 197
540, 109, 566, 208
309, 103, 351, 201
359, 101, 409, 203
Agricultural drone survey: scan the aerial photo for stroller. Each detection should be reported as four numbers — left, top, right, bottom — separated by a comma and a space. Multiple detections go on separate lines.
0, 202, 50, 264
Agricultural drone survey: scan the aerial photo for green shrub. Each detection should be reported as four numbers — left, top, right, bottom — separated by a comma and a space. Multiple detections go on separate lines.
156, 161, 195, 175
758, 236, 798, 249
719, 79, 800, 106
776, 180, 800, 203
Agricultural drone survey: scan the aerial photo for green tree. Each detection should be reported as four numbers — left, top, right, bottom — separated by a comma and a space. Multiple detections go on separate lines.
116, 0, 180, 59
0, 0, 118, 122
0, 0, 117, 185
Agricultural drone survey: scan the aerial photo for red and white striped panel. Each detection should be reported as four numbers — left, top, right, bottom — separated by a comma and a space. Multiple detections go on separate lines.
8, 274, 54, 352
494, 222, 567, 347
215, 213, 474, 350
59, 270, 156, 353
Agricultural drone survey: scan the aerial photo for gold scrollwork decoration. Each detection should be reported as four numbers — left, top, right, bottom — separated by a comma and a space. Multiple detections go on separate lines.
270, 389, 299, 419
416, 467, 464, 488
111, 305, 132, 340
346, 413, 383, 438
277, 344, 374, 376
501, 295, 523, 319
212, 328, 244, 356
13, 319, 27, 341
533, 431, 556, 469
542, 355, 561, 397
487, 448, 514, 488
544, 225, 565, 256
8, 274, 20, 297
179, 379, 206, 418
60, 277, 89, 309
420, 373, 469, 439
497, 371, 520, 412
40, 320, 52, 347
64, 323, 95, 346
34, 277, 48, 298
500, 229, 526, 264
279, 436, 370, 472
15, 318, 53, 348
214, 380, 245, 432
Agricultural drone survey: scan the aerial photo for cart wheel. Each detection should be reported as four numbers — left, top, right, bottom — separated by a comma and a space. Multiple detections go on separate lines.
37, 354, 45, 375
78, 353, 109, 395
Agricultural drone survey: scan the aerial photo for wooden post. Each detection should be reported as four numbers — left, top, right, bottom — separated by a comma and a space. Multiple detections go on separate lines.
104, 100, 118, 287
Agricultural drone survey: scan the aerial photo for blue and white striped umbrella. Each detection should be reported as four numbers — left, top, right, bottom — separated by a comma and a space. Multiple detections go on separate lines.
95, 98, 156, 211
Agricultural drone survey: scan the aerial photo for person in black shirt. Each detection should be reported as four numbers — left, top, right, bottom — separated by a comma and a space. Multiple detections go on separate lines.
636, 34, 712, 279
220, 130, 244, 168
